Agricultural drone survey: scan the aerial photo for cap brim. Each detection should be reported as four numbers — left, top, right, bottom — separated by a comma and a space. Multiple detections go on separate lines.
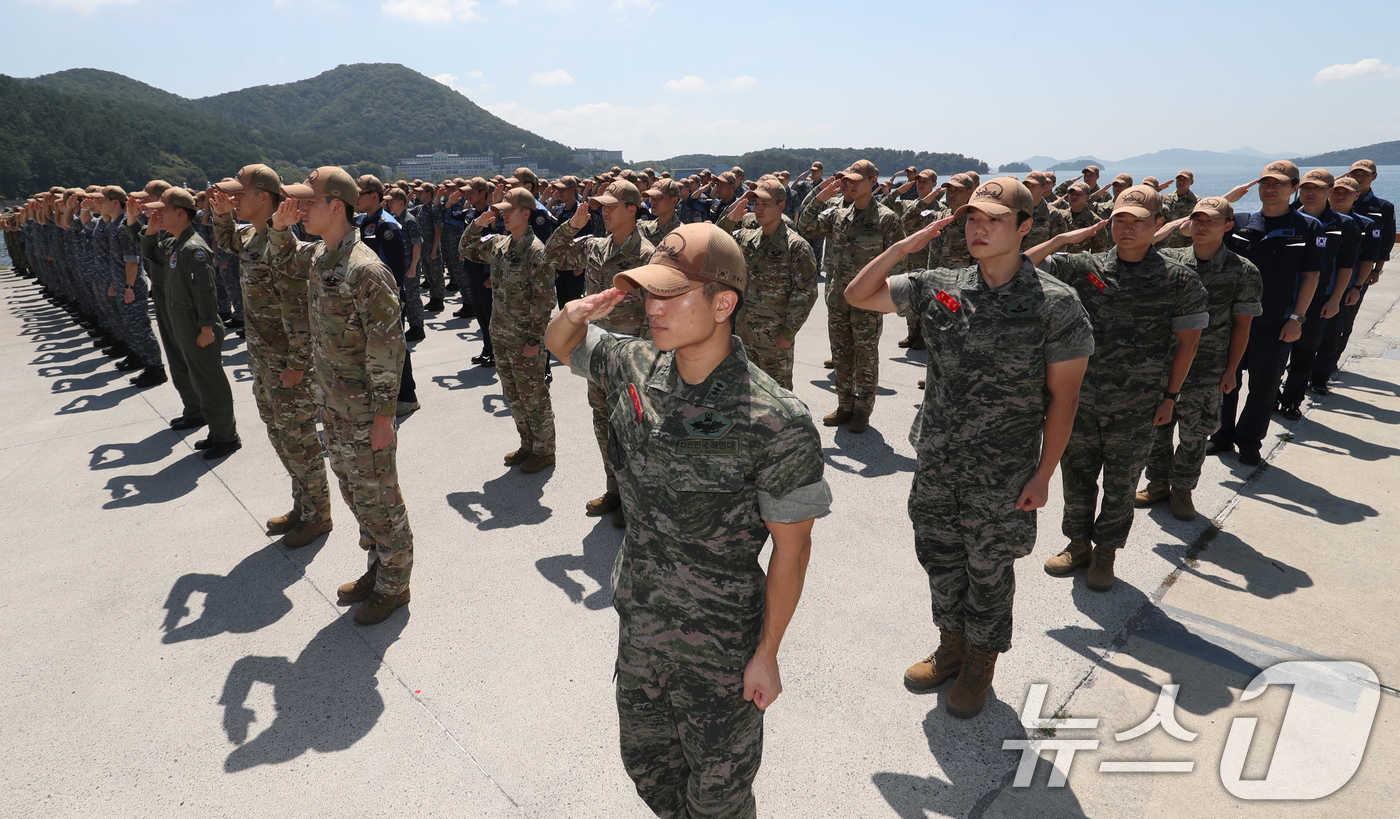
589, 195, 620, 207
1111, 205, 1152, 218
1299, 181, 1331, 188
144, 201, 168, 210
1258, 173, 1294, 183
281, 183, 315, 198
214, 180, 245, 193
836, 172, 864, 181
643, 188, 663, 198
955, 201, 1014, 219
613, 263, 706, 296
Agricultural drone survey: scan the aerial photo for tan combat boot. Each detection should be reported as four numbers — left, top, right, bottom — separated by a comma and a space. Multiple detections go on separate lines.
1134, 480, 1169, 507
823, 359, 835, 369
354, 588, 410, 625
338, 562, 378, 604
283, 518, 333, 549
519, 452, 556, 474
1044, 538, 1092, 576
1087, 546, 1117, 592
1169, 487, 1196, 521
946, 647, 999, 719
503, 446, 530, 466
822, 408, 853, 427
586, 491, 621, 516
904, 629, 968, 691
266, 508, 301, 534
848, 413, 870, 434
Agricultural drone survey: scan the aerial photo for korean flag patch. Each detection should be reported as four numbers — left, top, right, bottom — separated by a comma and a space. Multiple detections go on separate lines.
1315, 236, 1327, 248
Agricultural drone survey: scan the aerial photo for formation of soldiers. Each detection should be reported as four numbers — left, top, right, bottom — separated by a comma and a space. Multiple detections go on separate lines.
1, 154, 1394, 819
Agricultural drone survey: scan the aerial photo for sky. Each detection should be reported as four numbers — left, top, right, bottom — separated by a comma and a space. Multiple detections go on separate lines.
5, 0, 1399, 166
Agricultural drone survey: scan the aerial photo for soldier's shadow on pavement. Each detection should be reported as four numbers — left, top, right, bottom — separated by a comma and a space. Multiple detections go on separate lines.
32, 346, 96, 366
823, 428, 917, 477
446, 470, 553, 530
1154, 529, 1313, 601
90, 431, 180, 470
431, 366, 497, 391
1292, 413, 1400, 462
1245, 462, 1379, 524
535, 518, 621, 609
1334, 370, 1400, 399
481, 394, 511, 417
57, 387, 140, 415
51, 367, 126, 393
162, 538, 326, 643
222, 348, 252, 383
806, 377, 897, 397
34, 335, 88, 352
218, 612, 407, 772
38, 353, 112, 378
103, 454, 206, 508
1050, 581, 1237, 718
1312, 388, 1400, 426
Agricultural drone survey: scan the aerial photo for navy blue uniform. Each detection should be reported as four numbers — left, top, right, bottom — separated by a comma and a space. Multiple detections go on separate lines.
460, 205, 499, 359
356, 208, 415, 403
550, 200, 586, 308
1212, 208, 1325, 455
1279, 204, 1361, 407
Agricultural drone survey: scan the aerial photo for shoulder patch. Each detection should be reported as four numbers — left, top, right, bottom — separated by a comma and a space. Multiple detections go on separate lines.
361, 276, 400, 328
194, 249, 208, 263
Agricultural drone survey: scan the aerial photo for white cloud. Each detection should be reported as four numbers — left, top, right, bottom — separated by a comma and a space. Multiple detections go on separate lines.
531, 69, 575, 86
381, 0, 479, 24
664, 75, 705, 92
1314, 58, 1400, 83
433, 72, 493, 96
22, 0, 134, 12
468, 70, 483, 79
611, 0, 658, 13
718, 76, 756, 89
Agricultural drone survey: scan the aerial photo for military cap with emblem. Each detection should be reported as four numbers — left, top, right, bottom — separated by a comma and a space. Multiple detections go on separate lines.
1111, 185, 1163, 219
613, 222, 747, 295
644, 178, 682, 199
1258, 160, 1300, 184
589, 180, 642, 208
144, 187, 199, 211
1190, 196, 1234, 221
1299, 168, 1335, 188
214, 164, 283, 196
281, 166, 360, 205
955, 176, 1034, 219
492, 188, 537, 212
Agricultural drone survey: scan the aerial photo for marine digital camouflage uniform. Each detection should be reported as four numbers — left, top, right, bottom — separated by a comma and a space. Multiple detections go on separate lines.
569, 323, 831, 819
717, 212, 819, 389
1021, 199, 1054, 251
412, 198, 446, 302
799, 196, 906, 416
462, 223, 556, 455
1039, 248, 1209, 550
1047, 206, 1111, 254
1148, 245, 1262, 489
1160, 190, 1199, 249
890, 260, 1093, 650
543, 220, 654, 494
270, 227, 413, 594
213, 210, 329, 523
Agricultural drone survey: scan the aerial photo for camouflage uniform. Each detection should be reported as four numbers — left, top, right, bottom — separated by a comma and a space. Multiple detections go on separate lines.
1047, 206, 1111, 254
639, 213, 682, 246
270, 228, 413, 595
798, 196, 905, 416
890, 260, 1093, 650
1039, 249, 1208, 550
440, 200, 467, 294
569, 323, 831, 819
717, 213, 819, 389
109, 217, 163, 368
213, 211, 329, 523
397, 207, 425, 329
543, 221, 654, 494
1148, 245, 1262, 489
1021, 199, 1054, 251
134, 224, 239, 443
412, 198, 446, 302
462, 223, 556, 455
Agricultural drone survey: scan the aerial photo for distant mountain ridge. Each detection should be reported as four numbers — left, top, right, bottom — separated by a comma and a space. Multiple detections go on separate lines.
1294, 140, 1400, 167
1025, 147, 1300, 172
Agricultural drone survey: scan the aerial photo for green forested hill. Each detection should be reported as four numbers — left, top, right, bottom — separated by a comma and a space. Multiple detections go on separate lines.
644, 147, 989, 177
194, 63, 577, 171
1294, 140, 1400, 167
27, 68, 198, 112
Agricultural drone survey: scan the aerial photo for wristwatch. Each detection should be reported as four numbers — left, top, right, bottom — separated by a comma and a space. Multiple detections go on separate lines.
526, 337, 540, 347
1288, 313, 1306, 324
1163, 391, 1180, 402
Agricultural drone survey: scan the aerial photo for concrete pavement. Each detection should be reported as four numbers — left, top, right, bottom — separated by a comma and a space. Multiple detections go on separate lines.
2, 261, 1396, 818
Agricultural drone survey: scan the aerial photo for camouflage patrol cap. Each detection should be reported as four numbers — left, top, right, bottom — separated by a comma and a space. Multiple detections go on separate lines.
465, 177, 491, 192
145, 187, 198, 211
613, 222, 746, 295
1258, 160, 1299, 184
1023, 170, 1046, 186
1082, 164, 1100, 175
385, 187, 408, 202
1347, 159, 1378, 176
644, 178, 682, 198
1300, 168, 1335, 188
1334, 176, 1361, 194
357, 174, 385, 195
1111, 185, 1163, 219
1175, 169, 1194, 182
215, 164, 284, 197
955, 177, 1033, 219
1113, 173, 1134, 186
838, 159, 879, 181
1142, 176, 1160, 188
553, 175, 580, 190
751, 179, 787, 203
509, 167, 539, 186
589, 180, 642, 208
717, 171, 737, 185
281, 166, 359, 205
492, 187, 536, 212
100, 185, 128, 202
1190, 196, 1234, 222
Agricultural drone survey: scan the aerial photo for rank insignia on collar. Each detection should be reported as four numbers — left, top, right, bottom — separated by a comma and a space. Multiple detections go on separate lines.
1086, 272, 1107, 291
685, 410, 732, 438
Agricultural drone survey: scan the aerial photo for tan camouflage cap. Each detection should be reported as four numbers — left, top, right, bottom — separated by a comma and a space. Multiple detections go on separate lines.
357, 174, 385, 195
1082, 164, 1101, 175
1348, 159, 1378, 176
955, 177, 1034, 219
1191, 196, 1234, 222
1113, 173, 1134, 186
1300, 168, 1335, 188
492, 187, 536, 212
281, 166, 359, 205
215, 164, 284, 197
589, 180, 641, 208
1258, 160, 1299, 184
717, 171, 737, 185
509, 167, 539, 187
613, 222, 746, 295
1142, 176, 1160, 188
838, 160, 879, 181
917, 169, 939, 182
1111, 185, 1163, 219
1176, 169, 1194, 182
133, 179, 172, 201
145, 187, 198, 211
1023, 170, 1047, 186
645, 178, 682, 198
1334, 176, 1362, 194
943, 172, 978, 190
99, 185, 128, 202
751, 179, 787, 202
1067, 181, 1092, 195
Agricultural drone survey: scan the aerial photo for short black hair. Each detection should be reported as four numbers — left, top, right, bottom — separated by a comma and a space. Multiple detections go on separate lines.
701, 279, 743, 329
175, 206, 197, 223
1016, 211, 1032, 227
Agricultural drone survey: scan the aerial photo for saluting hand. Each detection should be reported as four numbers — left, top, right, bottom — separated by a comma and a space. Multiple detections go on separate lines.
564, 288, 627, 324
814, 176, 841, 203
209, 190, 235, 216
1223, 180, 1257, 203
895, 216, 955, 255
272, 197, 302, 230
474, 208, 496, 228
724, 195, 749, 222
125, 195, 141, 224
1058, 219, 1109, 247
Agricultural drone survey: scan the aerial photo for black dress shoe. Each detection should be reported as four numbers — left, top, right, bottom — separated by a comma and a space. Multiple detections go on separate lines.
1204, 440, 1233, 456
193, 437, 212, 450
225, 316, 244, 329
170, 415, 207, 430
444, 284, 459, 293
115, 355, 144, 372
425, 298, 445, 312
1238, 450, 1261, 466
1309, 382, 1331, 396
1277, 403, 1302, 421
102, 343, 129, 358
202, 440, 242, 460
405, 325, 426, 342
131, 366, 167, 388
471, 353, 495, 367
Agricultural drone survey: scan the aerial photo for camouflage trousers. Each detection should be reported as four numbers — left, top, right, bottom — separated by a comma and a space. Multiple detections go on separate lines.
216, 258, 243, 318
321, 407, 413, 594
1145, 376, 1222, 491
422, 250, 446, 301
616, 641, 763, 819
402, 274, 424, 328
441, 226, 464, 292
745, 343, 795, 391
588, 381, 618, 494
1060, 403, 1156, 551
116, 277, 162, 368
826, 285, 883, 415
248, 348, 331, 523
493, 331, 555, 455
910, 469, 1036, 653
904, 313, 923, 346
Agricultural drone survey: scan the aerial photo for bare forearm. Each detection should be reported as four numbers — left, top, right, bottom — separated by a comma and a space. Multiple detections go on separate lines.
756, 532, 811, 659
1226, 317, 1252, 374
845, 243, 906, 310
1167, 332, 1201, 392
1035, 391, 1079, 481
544, 308, 587, 364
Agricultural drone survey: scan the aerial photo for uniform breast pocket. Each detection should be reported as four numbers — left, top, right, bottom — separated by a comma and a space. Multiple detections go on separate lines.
667, 440, 747, 495
608, 402, 648, 472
